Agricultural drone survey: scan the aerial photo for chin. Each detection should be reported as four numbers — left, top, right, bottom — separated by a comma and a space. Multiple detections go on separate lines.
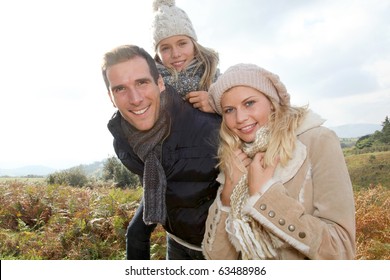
241, 134, 256, 143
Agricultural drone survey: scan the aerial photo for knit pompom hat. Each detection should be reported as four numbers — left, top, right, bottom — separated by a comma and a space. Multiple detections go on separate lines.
209, 63, 291, 114
151, 0, 197, 50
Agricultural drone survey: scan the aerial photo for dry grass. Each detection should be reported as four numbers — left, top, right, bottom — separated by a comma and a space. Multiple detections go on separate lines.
354, 184, 390, 259
1, 179, 389, 260
0, 181, 146, 259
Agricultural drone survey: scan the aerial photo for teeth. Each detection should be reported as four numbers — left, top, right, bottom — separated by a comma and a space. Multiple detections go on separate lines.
172, 61, 184, 67
240, 124, 255, 132
133, 107, 148, 115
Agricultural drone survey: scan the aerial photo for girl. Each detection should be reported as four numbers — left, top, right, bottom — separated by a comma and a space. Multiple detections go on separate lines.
152, 0, 219, 112
202, 63, 356, 259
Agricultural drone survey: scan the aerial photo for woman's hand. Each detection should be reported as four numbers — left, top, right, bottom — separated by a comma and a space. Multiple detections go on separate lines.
221, 149, 251, 206
247, 153, 278, 196
186, 91, 216, 113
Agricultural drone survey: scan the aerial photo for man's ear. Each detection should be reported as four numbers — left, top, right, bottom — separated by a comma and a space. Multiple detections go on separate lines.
107, 91, 116, 108
158, 75, 166, 92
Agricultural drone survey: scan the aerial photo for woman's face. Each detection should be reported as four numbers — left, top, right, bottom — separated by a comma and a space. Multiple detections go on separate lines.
221, 86, 273, 143
156, 35, 195, 71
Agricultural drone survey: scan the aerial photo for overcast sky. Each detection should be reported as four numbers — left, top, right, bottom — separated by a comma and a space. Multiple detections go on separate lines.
0, 0, 389, 169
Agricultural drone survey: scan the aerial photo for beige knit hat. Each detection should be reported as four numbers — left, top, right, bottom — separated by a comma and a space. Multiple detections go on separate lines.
151, 0, 198, 50
209, 63, 291, 114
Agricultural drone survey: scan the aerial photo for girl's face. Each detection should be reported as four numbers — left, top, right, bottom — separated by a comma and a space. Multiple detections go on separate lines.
156, 35, 196, 72
221, 86, 273, 143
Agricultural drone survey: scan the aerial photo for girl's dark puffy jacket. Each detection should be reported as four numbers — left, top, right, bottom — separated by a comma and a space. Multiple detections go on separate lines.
107, 86, 221, 247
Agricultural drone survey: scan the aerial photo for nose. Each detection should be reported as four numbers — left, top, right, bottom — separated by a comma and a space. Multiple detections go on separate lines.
127, 88, 143, 106
171, 46, 181, 58
235, 108, 248, 123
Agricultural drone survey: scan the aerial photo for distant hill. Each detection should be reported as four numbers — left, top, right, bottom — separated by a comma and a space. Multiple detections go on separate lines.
328, 123, 382, 138
78, 161, 105, 177
0, 165, 56, 177
0, 161, 106, 177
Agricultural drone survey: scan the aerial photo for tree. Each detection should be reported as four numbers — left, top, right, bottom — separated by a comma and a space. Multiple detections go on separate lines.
102, 156, 140, 188
102, 156, 118, 181
356, 135, 373, 149
381, 116, 390, 144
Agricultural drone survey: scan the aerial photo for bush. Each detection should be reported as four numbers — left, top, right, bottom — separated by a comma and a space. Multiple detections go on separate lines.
102, 156, 140, 188
47, 166, 88, 187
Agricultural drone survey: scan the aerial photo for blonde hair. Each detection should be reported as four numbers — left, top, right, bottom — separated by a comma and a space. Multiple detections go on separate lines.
218, 99, 308, 180
155, 38, 219, 90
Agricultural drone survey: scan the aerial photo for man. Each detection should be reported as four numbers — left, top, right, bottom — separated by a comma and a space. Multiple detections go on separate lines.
102, 45, 221, 259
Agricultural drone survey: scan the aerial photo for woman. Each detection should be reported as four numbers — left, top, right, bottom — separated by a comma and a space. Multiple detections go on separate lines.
202, 63, 356, 259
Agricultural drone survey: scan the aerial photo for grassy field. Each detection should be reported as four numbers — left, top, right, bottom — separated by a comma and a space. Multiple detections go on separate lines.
0, 177, 46, 183
0, 151, 389, 260
345, 151, 390, 190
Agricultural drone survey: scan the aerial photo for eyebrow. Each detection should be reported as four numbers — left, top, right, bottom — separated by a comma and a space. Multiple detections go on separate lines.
160, 38, 190, 48
110, 77, 153, 91
135, 77, 153, 85
222, 95, 257, 107
242, 96, 257, 103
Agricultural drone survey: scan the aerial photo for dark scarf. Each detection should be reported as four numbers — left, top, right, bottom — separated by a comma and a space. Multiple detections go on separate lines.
120, 93, 171, 225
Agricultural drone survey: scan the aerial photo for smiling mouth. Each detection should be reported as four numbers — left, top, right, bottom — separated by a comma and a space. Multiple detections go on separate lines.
172, 61, 185, 68
131, 106, 149, 115
239, 124, 256, 133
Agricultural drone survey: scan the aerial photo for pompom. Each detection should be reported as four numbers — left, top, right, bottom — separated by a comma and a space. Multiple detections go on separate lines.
153, 0, 175, 11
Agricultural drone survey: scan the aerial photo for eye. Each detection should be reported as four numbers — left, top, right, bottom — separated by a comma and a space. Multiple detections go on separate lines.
160, 46, 170, 52
136, 80, 149, 88
223, 107, 234, 114
245, 100, 255, 107
112, 86, 125, 94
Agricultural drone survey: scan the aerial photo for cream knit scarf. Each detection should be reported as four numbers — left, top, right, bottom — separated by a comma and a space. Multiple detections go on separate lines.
227, 126, 284, 259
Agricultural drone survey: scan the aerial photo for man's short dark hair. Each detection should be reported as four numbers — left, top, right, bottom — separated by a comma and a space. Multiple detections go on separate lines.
102, 45, 160, 90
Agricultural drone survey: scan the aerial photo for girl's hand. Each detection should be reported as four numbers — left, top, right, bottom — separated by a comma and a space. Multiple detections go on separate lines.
247, 153, 278, 196
221, 149, 251, 206
186, 91, 216, 113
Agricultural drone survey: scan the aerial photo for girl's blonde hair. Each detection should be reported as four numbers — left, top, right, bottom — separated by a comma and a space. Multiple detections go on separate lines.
218, 97, 308, 180
155, 38, 219, 90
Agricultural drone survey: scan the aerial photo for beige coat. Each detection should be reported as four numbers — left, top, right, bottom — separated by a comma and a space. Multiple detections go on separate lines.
202, 111, 356, 259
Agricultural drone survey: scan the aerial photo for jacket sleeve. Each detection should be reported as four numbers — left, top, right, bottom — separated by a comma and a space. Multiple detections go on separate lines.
243, 127, 356, 259
202, 187, 239, 260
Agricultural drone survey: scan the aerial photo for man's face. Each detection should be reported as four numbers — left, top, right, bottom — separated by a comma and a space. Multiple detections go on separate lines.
106, 56, 165, 131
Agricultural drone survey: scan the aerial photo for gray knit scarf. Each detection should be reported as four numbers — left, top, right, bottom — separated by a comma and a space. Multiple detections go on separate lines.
157, 60, 206, 98
120, 93, 171, 225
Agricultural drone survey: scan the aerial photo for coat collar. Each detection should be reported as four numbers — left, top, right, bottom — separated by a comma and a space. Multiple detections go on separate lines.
274, 110, 326, 183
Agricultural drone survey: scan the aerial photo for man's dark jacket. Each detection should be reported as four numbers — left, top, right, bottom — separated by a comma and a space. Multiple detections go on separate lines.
107, 86, 221, 246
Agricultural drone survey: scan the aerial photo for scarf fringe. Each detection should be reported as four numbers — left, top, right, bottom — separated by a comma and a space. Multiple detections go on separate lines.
227, 217, 280, 259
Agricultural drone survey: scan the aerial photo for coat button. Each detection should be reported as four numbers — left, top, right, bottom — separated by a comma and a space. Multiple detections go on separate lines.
268, 210, 275, 218
288, 225, 296, 232
278, 218, 286, 225
299, 232, 306, 238
259, 204, 267, 211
